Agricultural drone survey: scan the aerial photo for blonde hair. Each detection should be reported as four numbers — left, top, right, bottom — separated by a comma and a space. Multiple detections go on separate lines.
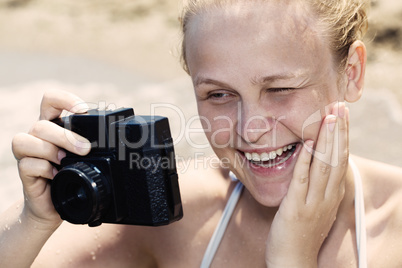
310, 0, 370, 71
179, 0, 370, 74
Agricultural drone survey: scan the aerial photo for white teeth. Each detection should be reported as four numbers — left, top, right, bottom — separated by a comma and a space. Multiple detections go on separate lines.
251, 152, 260, 161
261, 152, 269, 161
244, 144, 295, 162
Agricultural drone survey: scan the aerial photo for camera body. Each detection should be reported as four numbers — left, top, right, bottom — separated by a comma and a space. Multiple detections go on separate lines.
51, 108, 183, 227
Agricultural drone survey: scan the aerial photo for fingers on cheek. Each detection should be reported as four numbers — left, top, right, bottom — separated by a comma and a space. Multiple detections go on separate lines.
18, 158, 55, 183
293, 141, 314, 180
332, 104, 349, 171
289, 141, 314, 201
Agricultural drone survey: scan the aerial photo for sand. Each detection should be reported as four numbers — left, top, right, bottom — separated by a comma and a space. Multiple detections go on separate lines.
0, 0, 401, 213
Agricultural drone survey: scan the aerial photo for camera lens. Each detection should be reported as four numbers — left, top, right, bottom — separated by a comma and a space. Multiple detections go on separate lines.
51, 162, 110, 226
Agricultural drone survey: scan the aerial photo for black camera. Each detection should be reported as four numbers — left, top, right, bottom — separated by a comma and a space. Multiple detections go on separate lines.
51, 108, 183, 227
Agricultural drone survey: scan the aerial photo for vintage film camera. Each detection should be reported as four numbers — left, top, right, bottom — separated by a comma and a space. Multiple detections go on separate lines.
51, 108, 183, 227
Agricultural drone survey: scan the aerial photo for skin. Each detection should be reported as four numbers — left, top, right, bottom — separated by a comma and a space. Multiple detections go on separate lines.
2, 1, 402, 267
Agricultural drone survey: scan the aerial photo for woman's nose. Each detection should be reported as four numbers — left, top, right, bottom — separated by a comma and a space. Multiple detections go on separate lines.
236, 104, 276, 144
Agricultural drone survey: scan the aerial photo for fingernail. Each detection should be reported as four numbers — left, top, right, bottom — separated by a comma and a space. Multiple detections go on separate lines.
57, 150, 66, 163
332, 102, 345, 119
304, 140, 314, 153
327, 115, 337, 132
75, 139, 91, 155
71, 102, 89, 114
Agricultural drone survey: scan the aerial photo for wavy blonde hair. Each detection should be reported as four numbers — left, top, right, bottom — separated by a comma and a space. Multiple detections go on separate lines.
179, 0, 370, 74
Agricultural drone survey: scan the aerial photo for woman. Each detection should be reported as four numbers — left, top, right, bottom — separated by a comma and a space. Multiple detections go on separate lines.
2, 0, 402, 267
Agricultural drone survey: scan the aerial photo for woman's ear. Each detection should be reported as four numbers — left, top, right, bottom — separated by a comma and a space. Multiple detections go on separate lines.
345, 40, 367, 103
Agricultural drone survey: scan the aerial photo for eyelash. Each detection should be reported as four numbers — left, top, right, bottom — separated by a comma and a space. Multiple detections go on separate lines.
204, 87, 295, 102
205, 89, 236, 101
208, 92, 230, 99
268, 88, 295, 93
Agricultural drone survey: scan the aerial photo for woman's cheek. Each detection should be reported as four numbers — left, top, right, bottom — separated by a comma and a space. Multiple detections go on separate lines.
285, 105, 324, 142
206, 118, 235, 150
300, 120, 321, 142
199, 103, 239, 150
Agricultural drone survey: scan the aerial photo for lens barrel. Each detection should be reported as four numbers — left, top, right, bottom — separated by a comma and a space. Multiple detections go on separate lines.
51, 162, 110, 226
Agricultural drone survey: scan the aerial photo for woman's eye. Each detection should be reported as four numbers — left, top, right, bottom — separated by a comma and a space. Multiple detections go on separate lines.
207, 91, 235, 100
209, 92, 229, 99
268, 88, 295, 93
204, 90, 236, 104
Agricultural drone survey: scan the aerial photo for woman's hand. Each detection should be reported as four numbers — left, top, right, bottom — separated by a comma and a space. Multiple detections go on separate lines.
12, 89, 91, 229
265, 102, 349, 267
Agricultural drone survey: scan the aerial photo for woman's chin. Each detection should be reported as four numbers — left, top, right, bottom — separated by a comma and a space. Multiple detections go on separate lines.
249, 180, 291, 207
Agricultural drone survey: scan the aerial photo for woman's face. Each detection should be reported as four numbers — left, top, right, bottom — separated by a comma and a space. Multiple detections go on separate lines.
185, 1, 347, 206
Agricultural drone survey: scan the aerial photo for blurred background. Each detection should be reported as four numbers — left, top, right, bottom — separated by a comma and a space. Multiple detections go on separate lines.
0, 0, 401, 213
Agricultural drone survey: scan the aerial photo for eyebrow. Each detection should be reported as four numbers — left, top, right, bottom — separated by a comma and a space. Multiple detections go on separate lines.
251, 72, 309, 85
194, 71, 309, 88
194, 77, 232, 88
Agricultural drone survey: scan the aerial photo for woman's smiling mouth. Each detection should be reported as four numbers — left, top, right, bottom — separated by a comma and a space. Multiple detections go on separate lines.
239, 143, 300, 169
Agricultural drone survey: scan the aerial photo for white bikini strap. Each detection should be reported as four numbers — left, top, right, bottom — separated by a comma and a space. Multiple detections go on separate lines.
200, 173, 244, 268
350, 158, 367, 268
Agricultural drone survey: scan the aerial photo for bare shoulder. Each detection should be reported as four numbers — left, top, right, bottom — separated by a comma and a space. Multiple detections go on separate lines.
353, 156, 402, 265
354, 155, 402, 212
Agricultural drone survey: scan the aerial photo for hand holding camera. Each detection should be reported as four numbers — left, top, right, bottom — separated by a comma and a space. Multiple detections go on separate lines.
12, 90, 182, 230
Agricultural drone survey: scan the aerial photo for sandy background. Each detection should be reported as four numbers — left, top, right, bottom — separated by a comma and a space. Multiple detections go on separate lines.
0, 0, 401, 213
